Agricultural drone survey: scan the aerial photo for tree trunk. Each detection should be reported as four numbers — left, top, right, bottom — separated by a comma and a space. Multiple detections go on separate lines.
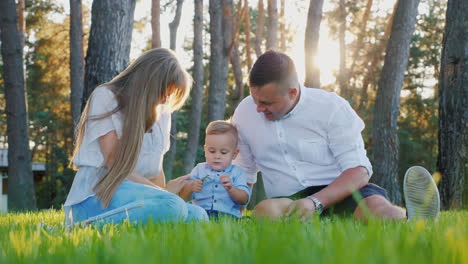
304, 0, 323, 88
0, 0, 37, 211
437, 0, 467, 210
231, 0, 245, 106
17, 0, 25, 48
349, 0, 373, 84
266, 0, 278, 50
70, 0, 84, 136
83, 0, 136, 103
338, 0, 348, 99
358, 2, 396, 112
279, 0, 286, 52
164, 0, 185, 180
254, 0, 265, 57
372, 0, 420, 205
244, 0, 252, 71
151, 0, 161, 48
207, 0, 233, 122
183, 0, 204, 174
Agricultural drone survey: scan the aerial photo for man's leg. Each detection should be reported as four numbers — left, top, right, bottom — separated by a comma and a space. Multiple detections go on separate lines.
354, 166, 440, 221
252, 198, 294, 219
353, 195, 406, 221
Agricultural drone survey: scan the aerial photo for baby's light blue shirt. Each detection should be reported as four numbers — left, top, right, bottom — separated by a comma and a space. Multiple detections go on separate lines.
189, 163, 251, 218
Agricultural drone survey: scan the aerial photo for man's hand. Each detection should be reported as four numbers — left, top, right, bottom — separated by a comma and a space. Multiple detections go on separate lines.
187, 180, 203, 193
220, 175, 233, 191
285, 198, 316, 220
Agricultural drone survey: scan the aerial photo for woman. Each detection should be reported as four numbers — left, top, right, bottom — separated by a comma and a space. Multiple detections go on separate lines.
64, 48, 208, 225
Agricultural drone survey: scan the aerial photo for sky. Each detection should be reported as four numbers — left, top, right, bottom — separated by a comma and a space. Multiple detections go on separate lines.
54, 0, 398, 86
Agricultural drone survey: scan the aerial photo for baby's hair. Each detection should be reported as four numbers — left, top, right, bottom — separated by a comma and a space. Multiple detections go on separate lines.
205, 120, 239, 147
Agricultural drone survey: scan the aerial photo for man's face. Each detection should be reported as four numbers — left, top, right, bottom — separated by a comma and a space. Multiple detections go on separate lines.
204, 133, 239, 171
250, 82, 298, 121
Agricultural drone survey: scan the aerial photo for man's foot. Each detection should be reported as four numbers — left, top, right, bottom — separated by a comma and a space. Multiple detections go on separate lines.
403, 166, 440, 220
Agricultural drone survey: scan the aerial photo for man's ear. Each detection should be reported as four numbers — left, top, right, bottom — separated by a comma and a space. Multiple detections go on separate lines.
232, 149, 240, 160
288, 87, 298, 99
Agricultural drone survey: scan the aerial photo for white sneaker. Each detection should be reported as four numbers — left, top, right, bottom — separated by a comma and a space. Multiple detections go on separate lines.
403, 166, 440, 220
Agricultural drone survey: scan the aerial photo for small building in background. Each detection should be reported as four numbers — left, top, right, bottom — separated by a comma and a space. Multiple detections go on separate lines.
0, 148, 46, 212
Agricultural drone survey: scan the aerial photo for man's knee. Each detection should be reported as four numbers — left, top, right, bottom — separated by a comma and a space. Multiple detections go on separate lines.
253, 198, 293, 219
354, 195, 403, 220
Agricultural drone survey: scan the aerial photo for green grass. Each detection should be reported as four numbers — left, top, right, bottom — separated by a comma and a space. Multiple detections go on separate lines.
0, 210, 466, 264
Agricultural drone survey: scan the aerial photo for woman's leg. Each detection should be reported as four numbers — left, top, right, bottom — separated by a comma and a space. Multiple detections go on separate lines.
70, 180, 190, 225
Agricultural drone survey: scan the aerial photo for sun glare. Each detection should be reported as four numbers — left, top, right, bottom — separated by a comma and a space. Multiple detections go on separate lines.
289, 24, 340, 87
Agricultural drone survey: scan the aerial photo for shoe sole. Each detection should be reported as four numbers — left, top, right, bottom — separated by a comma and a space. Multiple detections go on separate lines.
403, 166, 440, 219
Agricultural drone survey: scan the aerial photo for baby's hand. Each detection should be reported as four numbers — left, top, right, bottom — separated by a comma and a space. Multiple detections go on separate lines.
188, 180, 203, 193
220, 175, 233, 191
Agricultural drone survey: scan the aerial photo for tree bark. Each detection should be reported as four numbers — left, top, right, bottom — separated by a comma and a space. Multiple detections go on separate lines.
358, 2, 396, 112
0, 0, 37, 211
437, 0, 467, 209
338, 0, 348, 99
254, 0, 265, 57
244, 0, 252, 71
349, 0, 373, 84
169, 0, 184, 51
17, 0, 25, 48
372, 0, 420, 205
83, 0, 136, 103
266, 0, 278, 50
231, 0, 245, 106
207, 0, 233, 122
304, 0, 323, 88
70, 0, 84, 137
164, 0, 185, 180
183, 0, 204, 173
279, 0, 286, 52
151, 0, 161, 48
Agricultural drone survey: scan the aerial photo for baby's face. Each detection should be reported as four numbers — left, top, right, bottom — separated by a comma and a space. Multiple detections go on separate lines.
204, 133, 239, 171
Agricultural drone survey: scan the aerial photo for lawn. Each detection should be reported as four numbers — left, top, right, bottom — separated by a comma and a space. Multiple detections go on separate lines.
0, 210, 466, 263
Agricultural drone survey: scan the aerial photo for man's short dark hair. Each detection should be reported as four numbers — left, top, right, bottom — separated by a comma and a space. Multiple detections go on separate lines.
248, 50, 299, 93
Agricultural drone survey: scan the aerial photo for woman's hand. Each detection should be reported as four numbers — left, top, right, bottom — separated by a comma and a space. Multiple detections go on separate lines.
187, 180, 203, 193
166, 174, 191, 194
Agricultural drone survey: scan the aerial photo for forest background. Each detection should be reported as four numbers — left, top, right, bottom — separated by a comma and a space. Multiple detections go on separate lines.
0, 0, 465, 212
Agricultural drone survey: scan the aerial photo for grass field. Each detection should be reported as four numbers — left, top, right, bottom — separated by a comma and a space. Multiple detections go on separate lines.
0, 210, 466, 263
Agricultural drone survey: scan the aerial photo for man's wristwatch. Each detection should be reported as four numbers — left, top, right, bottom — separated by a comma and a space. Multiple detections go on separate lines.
306, 196, 324, 215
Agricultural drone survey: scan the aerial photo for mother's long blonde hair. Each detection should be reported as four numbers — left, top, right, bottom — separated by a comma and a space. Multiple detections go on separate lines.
72, 48, 191, 207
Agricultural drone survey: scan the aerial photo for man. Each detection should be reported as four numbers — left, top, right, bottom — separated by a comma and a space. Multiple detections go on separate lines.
232, 50, 440, 220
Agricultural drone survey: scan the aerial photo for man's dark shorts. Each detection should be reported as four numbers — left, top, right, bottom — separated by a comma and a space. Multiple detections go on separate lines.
274, 183, 389, 217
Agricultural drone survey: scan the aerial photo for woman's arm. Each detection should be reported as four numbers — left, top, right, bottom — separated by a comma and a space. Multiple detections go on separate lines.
99, 130, 161, 189
149, 170, 166, 188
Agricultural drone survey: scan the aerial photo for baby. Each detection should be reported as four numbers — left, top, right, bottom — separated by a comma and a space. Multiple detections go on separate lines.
179, 120, 251, 219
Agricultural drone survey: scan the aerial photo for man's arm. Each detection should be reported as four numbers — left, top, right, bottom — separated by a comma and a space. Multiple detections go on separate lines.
286, 166, 368, 218
312, 166, 368, 208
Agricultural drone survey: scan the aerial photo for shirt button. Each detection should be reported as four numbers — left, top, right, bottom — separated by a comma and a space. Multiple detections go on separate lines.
215, 184, 218, 188
284, 150, 288, 154
214, 200, 217, 203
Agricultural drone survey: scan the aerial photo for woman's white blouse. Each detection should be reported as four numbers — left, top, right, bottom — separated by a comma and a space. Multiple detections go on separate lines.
64, 86, 171, 207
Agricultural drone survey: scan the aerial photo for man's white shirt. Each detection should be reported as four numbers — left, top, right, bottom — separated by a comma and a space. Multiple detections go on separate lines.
232, 85, 373, 198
